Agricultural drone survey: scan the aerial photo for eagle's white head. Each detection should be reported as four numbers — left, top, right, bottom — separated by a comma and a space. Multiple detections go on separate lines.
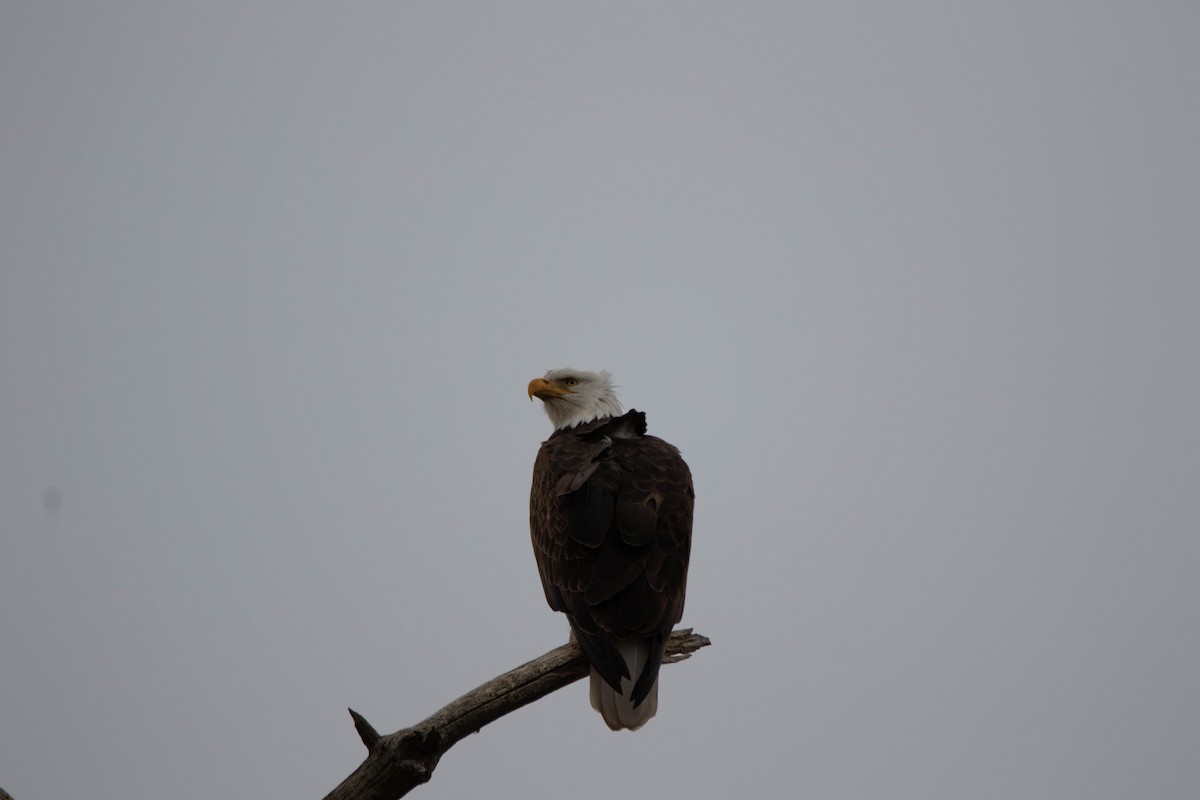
528, 368, 624, 430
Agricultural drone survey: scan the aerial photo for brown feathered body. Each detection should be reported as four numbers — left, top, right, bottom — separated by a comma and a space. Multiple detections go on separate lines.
530, 409, 694, 730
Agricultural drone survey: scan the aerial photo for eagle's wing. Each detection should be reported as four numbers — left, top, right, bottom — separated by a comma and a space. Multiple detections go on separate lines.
530, 410, 694, 702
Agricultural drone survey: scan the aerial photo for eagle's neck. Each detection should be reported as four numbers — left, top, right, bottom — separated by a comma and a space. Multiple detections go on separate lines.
546, 395, 624, 431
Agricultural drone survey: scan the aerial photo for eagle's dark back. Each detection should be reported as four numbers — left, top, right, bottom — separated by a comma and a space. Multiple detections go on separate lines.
530, 409, 693, 730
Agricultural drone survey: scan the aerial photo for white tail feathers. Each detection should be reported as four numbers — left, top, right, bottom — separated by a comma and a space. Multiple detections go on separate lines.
588, 639, 659, 731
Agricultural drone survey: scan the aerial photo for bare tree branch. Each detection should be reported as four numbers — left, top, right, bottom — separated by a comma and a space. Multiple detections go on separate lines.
321, 628, 711, 800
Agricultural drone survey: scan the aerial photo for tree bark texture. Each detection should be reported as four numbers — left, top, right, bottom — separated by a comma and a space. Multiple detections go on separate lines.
321, 628, 710, 800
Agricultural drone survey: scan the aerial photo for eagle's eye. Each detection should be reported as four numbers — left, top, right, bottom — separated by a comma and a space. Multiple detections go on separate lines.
564, 377, 579, 387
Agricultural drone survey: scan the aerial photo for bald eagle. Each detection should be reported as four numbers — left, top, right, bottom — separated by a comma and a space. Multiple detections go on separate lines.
528, 369, 694, 730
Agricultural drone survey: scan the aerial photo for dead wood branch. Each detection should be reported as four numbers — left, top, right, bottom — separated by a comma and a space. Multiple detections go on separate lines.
321, 628, 711, 800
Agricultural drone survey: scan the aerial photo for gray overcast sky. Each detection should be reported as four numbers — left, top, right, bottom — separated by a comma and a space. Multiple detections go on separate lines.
2, 3, 1198, 798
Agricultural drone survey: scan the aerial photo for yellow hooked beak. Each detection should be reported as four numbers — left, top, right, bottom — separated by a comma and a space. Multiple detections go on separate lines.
528, 377, 571, 401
